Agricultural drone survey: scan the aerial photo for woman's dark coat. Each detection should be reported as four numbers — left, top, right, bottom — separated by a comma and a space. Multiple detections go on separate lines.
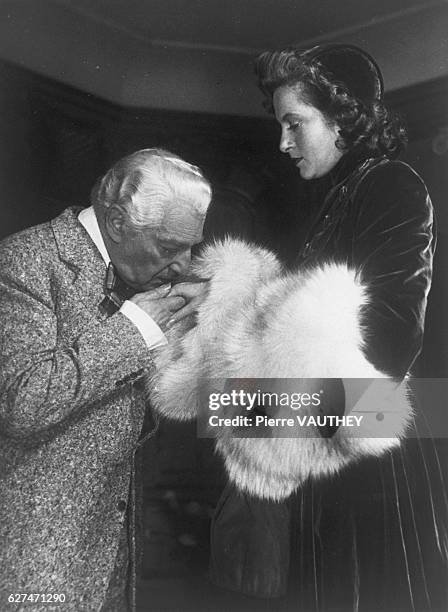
210, 153, 448, 611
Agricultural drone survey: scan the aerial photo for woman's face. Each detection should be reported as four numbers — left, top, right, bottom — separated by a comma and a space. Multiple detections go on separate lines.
273, 84, 344, 180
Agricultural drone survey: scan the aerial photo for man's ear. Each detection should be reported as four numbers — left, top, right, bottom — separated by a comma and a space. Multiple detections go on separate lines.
105, 205, 126, 243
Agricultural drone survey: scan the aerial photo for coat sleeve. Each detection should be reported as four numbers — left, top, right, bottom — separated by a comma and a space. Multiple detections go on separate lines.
351, 161, 434, 378
0, 239, 153, 441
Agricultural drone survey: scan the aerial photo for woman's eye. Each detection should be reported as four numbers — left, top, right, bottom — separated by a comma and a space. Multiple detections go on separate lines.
288, 122, 301, 131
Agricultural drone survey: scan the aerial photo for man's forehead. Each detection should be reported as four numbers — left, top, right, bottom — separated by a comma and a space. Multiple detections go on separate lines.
157, 206, 205, 243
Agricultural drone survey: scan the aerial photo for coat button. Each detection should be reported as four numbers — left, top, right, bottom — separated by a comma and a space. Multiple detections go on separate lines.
117, 499, 127, 512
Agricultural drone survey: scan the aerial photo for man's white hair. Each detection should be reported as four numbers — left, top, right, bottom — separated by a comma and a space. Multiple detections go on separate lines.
92, 148, 211, 230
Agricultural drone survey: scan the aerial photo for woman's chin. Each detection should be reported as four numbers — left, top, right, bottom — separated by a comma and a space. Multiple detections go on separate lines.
298, 165, 314, 180
299, 165, 329, 181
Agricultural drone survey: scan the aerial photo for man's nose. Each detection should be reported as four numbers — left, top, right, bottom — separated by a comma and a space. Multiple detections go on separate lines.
279, 127, 293, 154
170, 249, 191, 275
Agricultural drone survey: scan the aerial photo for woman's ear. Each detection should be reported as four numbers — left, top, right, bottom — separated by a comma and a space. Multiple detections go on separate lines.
334, 127, 347, 152
105, 205, 126, 243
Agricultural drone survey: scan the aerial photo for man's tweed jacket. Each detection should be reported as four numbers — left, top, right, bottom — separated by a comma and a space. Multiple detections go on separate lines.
0, 207, 154, 611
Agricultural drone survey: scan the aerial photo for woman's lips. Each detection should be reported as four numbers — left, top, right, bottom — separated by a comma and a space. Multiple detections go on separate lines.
294, 157, 304, 167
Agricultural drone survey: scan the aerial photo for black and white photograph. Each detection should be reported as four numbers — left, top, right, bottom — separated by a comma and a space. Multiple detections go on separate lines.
0, 1, 447, 611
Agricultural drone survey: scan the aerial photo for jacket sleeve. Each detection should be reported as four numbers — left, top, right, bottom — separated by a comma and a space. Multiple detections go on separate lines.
0, 244, 153, 440
351, 161, 434, 378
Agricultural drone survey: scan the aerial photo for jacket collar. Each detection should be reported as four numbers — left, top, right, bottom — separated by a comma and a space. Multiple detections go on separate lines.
50, 206, 107, 311
327, 148, 371, 189
302, 149, 370, 213
78, 206, 110, 265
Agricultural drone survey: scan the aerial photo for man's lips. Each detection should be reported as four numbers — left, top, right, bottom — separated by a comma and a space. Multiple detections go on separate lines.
131, 277, 174, 292
149, 277, 175, 289
292, 156, 304, 167
151, 276, 173, 285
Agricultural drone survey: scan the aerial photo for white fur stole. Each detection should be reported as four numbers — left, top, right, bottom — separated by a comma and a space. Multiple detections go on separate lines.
147, 238, 411, 500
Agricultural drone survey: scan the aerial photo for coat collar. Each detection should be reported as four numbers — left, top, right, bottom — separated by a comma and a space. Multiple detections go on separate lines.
50, 206, 107, 312
314, 149, 372, 193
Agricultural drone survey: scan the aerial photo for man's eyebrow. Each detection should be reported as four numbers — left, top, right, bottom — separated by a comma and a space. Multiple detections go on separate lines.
160, 236, 204, 247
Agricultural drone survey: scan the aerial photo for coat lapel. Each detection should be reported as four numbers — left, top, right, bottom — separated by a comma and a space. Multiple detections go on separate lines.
50, 207, 107, 315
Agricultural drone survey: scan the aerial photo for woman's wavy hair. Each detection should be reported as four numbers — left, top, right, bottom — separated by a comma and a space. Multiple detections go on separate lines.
255, 46, 407, 159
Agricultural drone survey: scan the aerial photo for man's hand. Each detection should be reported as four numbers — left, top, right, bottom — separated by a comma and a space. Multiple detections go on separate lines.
166, 281, 209, 327
130, 284, 186, 330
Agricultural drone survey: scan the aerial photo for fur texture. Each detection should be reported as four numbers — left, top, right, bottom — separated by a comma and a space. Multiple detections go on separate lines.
148, 238, 412, 500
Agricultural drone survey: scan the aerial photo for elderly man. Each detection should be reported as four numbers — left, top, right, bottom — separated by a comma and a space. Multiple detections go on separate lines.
0, 148, 211, 611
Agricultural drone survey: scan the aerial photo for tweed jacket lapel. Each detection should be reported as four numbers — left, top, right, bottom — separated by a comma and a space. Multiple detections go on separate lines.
50, 206, 107, 315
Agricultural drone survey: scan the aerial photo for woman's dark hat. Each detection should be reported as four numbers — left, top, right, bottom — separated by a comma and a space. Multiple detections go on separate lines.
301, 43, 384, 103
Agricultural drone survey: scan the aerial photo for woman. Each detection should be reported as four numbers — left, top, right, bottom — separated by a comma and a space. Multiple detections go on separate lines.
157, 45, 447, 610
208, 44, 447, 612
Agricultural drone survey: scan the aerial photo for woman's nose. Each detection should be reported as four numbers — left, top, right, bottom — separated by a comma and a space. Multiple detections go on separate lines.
279, 128, 293, 154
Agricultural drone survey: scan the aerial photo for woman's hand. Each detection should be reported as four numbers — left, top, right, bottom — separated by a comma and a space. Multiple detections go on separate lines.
129, 284, 186, 330
166, 281, 209, 327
